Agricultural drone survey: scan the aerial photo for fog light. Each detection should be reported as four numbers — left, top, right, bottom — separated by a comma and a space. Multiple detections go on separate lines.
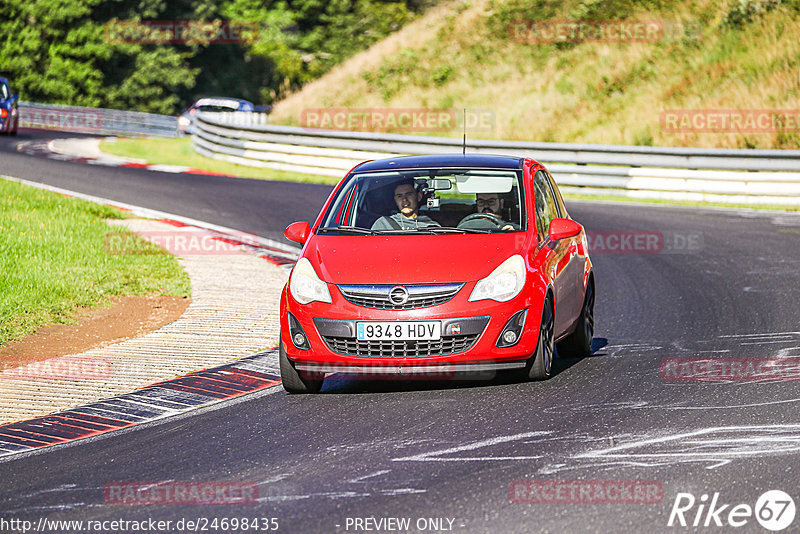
288, 312, 310, 350
497, 309, 527, 348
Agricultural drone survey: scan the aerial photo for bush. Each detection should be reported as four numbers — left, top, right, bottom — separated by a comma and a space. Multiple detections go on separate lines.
724, 0, 782, 28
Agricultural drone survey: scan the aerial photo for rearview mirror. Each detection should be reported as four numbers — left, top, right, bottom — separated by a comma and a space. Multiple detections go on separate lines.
427, 178, 452, 191
548, 218, 582, 241
284, 221, 311, 244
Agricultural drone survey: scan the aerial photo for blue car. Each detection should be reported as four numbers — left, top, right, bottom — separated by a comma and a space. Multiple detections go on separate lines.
0, 78, 19, 136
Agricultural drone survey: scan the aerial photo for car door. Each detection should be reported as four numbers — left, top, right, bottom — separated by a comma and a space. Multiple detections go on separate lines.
545, 170, 584, 326
533, 170, 573, 337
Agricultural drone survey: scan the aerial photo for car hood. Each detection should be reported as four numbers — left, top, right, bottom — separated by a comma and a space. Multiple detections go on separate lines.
304, 234, 526, 285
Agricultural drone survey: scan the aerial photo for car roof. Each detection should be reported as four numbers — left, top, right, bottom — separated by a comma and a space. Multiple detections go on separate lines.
193, 97, 254, 108
352, 154, 524, 173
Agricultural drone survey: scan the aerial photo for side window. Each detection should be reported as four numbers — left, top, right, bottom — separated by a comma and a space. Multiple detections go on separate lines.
0, 83, 8, 100
546, 171, 568, 218
533, 171, 559, 242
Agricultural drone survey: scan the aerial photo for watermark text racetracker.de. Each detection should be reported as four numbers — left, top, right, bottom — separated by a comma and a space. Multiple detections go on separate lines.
20, 106, 106, 133
509, 480, 663, 504
660, 357, 800, 382
316, 363, 496, 382
104, 20, 261, 45
509, 19, 664, 44
586, 230, 703, 254
661, 109, 800, 133
0, 355, 111, 381
104, 230, 259, 256
104, 481, 257, 505
300, 108, 495, 133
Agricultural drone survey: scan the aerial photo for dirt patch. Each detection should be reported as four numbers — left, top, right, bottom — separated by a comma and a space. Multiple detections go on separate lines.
0, 295, 190, 370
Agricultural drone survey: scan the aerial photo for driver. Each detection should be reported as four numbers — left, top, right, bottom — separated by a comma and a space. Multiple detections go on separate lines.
461, 193, 519, 231
371, 179, 441, 230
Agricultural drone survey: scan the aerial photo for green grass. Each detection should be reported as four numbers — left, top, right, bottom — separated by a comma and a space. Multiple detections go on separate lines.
0, 178, 191, 347
100, 137, 341, 185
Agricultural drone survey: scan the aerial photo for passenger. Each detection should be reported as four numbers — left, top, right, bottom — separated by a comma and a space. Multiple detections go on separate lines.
372, 179, 441, 230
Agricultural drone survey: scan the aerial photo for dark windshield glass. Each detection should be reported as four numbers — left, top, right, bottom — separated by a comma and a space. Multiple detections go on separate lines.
319, 168, 526, 234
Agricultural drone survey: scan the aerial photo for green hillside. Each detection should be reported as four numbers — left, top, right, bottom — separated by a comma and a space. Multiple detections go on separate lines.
269, 0, 800, 149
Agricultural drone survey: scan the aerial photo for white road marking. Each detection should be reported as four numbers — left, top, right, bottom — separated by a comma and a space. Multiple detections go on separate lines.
392, 431, 549, 462
348, 470, 391, 483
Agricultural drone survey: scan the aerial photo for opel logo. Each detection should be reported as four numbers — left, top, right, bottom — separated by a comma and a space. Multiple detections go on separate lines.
389, 286, 409, 305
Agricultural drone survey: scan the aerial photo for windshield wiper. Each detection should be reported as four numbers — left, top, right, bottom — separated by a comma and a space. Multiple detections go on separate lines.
317, 226, 377, 235
374, 226, 493, 235
428, 226, 492, 234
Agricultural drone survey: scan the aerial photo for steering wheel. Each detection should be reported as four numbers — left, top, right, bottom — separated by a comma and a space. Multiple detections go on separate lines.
457, 212, 507, 229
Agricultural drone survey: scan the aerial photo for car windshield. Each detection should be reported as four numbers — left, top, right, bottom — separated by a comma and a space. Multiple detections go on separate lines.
196, 104, 239, 112
318, 168, 526, 234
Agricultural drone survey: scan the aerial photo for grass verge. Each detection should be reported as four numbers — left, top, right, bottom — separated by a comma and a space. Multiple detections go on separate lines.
100, 137, 341, 185
0, 178, 191, 347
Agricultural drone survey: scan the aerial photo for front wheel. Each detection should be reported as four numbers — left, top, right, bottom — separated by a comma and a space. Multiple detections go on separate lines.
279, 341, 324, 393
527, 295, 555, 381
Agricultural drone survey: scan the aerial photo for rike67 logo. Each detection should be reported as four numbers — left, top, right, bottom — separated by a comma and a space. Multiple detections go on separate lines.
668, 490, 796, 531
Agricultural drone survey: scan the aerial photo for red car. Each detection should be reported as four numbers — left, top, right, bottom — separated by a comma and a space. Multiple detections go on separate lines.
279, 154, 594, 393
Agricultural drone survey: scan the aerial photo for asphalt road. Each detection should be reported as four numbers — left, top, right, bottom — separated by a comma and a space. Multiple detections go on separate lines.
2, 131, 800, 533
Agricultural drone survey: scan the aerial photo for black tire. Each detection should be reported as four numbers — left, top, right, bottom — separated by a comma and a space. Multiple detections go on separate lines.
556, 280, 594, 358
279, 341, 323, 393
527, 295, 555, 381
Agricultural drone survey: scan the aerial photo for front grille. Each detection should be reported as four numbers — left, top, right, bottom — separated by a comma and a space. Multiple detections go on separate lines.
343, 294, 453, 309
338, 283, 463, 310
322, 334, 480, 358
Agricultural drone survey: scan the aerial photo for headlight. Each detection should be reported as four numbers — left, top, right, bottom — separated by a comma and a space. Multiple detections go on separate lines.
289, 257, 332, 304
469, 255, 526, 302
178, 116, 190, 126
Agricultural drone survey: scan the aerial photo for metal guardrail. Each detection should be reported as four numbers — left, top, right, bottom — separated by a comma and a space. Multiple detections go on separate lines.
194, 111, 800, 205
19, 102, 178, 137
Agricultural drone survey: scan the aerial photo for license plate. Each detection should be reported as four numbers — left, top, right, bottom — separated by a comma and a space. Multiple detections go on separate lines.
356, 321, 441, 341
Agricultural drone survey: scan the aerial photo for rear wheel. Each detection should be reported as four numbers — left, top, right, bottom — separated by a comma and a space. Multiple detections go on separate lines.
556, 280, 594, 358
279, 341, 323, 393
527, 295, 555, 381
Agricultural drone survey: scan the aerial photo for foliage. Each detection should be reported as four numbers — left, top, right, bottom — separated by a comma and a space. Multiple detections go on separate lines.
0, 0, 424, 113
724, 0, 782, 27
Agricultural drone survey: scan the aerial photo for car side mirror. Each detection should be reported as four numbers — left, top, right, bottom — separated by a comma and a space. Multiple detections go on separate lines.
11, 94, 18, 103
548, 218, 582, 241
284, 221, 311, 244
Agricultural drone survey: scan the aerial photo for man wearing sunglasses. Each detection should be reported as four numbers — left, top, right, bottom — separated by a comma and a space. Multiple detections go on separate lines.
474, 193, 519, 231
